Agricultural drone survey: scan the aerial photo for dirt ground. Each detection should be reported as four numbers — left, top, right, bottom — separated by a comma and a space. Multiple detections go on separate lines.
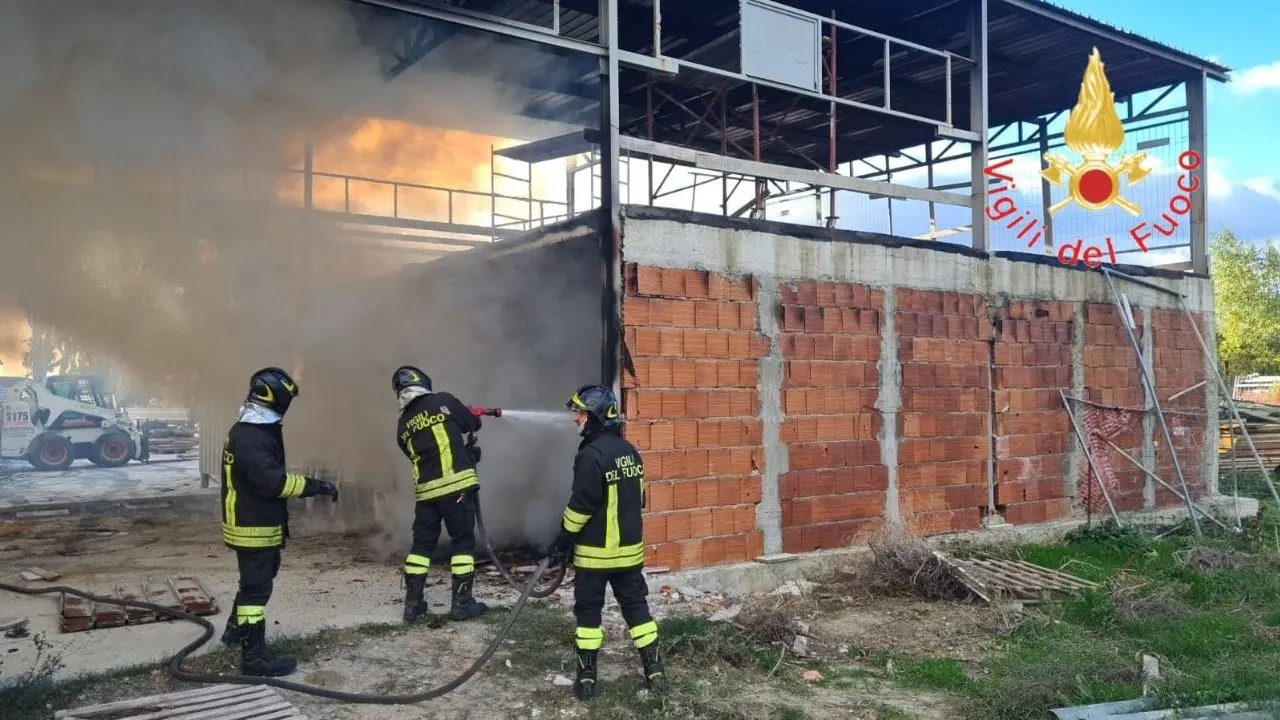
0, 512, 997, 719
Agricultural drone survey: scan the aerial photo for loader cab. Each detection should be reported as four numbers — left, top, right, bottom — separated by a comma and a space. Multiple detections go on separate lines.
43, 375, 118, 411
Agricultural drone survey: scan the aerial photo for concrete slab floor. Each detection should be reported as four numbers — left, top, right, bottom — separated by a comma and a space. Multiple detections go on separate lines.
0, 458, 212, 514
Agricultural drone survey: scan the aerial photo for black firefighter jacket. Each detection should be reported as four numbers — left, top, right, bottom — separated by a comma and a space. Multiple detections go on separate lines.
220, 421, 315, 550
560, 428, 647, 571
396, 391, 482, 502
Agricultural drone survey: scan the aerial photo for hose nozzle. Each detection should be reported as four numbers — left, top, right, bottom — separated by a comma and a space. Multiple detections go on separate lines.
469, 406, 502, 418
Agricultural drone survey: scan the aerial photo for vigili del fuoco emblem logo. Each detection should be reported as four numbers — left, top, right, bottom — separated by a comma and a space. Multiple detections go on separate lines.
983, 48, 1203, 268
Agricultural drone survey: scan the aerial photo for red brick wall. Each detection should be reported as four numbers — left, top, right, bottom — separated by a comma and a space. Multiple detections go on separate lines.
992, 301, 1073, 525
622, 264, 767, 570
777, 281, 886, 552
1151, 308, 1208, 506
895, 290, 989, 536
1081, 304, 1147, 511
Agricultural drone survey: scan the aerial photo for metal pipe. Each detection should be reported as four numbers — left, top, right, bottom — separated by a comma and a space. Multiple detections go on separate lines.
1101, 269, 1201, 534
1177, 295, 1280, 506
1166, 380, 1206, 403
652, 0, 661, 56
883, 39, 891, 109
1061, 389, 1123, 525
1104, 440, 1232, 531
827, 11, 837, 228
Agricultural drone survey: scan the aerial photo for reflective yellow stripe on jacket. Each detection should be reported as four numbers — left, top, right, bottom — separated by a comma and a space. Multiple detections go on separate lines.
221, 447, 285, 549
411, 417, 479, 501
574, 481, 643, 570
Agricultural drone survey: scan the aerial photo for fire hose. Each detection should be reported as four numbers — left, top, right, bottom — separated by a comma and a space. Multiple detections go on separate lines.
0, 405, 571, 704
0, 558, 560, 704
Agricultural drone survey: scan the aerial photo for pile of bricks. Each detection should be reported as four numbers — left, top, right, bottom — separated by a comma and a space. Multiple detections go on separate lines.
777, 281, 886, 552
623, 264, 766, 570
992, 300, 1073, 525
895, 290, 989, 535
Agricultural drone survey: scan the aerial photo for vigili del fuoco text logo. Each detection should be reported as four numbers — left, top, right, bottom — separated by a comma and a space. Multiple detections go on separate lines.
983, 48, 1203, 268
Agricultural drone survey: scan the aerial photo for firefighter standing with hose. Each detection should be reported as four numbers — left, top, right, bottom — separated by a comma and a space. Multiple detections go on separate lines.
218, 367, 339, 677
393, 365, 488, 623
546, 384, 667, 701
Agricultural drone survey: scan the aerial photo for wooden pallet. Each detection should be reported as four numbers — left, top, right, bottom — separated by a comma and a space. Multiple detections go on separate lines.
56, 684, 306, 720
935, 552, 1099, 604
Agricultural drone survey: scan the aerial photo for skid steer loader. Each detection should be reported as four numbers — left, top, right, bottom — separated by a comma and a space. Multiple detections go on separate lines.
0, 375, 146, 470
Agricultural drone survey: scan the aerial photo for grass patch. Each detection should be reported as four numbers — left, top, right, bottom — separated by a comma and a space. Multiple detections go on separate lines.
934, 498, 1280, 719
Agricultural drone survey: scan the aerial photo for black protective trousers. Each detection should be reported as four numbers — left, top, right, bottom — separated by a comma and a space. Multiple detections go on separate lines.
572, 567, 659, 651
232, 548, 282, 627
404, 489, 478, 577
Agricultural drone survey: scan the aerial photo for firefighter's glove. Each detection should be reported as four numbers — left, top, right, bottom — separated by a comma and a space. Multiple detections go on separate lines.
546, 530, 575, 567
465, 435, 481, 464
306, 479, 340, 503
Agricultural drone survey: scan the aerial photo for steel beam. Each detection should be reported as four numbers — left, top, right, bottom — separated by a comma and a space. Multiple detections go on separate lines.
352, 0, 606, 56
618, 136, 972, 208
599, 0, 622, 391
968, 0, 990, 253
999, 0, 1229, 82
1186, 74, 1209, 274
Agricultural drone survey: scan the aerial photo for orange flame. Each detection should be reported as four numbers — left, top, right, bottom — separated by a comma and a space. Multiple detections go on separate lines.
276, 118, 561, 228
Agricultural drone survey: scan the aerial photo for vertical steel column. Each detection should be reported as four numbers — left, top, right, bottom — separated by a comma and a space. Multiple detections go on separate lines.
1101, 268, 1201, 534
1186, 73, 1209, 274
646, 81, 655, 206
753, 85, 764, 218
826, 12, 838, 228
968, 0, 989, 253
599, 0, 622, 390
1037, 118, 1054, 253
720, 92, 729, 215
926, 144, 936, 238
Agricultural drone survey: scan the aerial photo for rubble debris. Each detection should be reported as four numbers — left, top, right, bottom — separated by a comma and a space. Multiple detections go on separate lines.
55, 683, 303, 719
20, 566, 60, 582
709, 605, 743, 623
2, 618, 29, 638
60, 593, 95, 633
801, 669, 823, 683
790, 635, 810, 657
144, 581, 184, 621
59, 576, 217, 633
769, 580, 817, 597
552, 674, 574, 687
117, 585, 156, 624
92, 590, 128, 628
170, 576, 219, 615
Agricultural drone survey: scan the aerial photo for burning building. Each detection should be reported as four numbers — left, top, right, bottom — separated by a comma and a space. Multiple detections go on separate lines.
0, 0, 1234, 567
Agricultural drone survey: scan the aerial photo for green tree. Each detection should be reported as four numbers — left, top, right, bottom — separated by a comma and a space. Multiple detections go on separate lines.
1210, 229, 1280, 376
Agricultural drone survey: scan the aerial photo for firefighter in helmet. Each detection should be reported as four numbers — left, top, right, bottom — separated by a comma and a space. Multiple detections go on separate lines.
546, 384, 666, 701
218, 366, 338, 677
392, 365, 488, 623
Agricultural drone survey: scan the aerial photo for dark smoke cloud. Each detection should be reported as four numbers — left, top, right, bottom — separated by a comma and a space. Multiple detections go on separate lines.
0, 0, 600, 552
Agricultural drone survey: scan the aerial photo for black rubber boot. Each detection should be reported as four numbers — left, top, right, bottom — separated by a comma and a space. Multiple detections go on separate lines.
403, 573, 431, 623
219, 611, 241, 646
239, 622, 297, 677
572, 648, 598, 701
638, 643, 667, 692
448, 573, 487, 621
